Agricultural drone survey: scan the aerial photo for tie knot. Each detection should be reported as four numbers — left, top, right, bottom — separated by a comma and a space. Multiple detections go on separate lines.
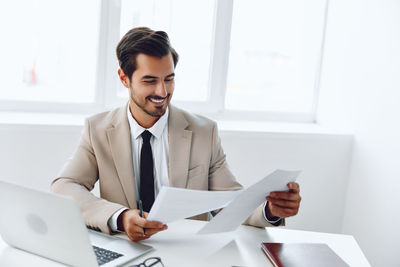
141, 130, 152, 143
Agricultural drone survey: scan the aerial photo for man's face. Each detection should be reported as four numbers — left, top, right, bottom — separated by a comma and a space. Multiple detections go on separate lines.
121, 53, 175, 120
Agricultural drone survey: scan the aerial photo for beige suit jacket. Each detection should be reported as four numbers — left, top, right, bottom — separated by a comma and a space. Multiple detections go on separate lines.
51, 104, 282, 234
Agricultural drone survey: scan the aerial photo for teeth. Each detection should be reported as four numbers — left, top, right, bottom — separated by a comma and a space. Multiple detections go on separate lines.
150, 98, 164, 103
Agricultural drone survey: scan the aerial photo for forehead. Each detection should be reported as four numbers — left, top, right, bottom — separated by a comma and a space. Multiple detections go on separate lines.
134, 53, 174, 77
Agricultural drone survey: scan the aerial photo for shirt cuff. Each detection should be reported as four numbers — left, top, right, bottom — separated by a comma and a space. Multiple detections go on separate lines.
108, 208, 128, 233
263, 201, 282, 225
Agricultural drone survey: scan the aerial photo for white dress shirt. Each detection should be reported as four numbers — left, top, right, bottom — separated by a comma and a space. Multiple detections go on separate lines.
127, 106, 170, 203
108, 105, 170, 232
108, 105, 279, 232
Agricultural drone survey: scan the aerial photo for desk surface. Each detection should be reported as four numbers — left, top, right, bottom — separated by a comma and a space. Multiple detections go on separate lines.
0, 219, 370, 267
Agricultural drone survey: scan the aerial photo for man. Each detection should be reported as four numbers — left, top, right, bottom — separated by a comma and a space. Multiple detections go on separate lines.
51, 27, 301, 242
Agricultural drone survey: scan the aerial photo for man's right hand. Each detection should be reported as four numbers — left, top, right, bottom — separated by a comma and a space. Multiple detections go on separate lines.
119, 209, 167, 242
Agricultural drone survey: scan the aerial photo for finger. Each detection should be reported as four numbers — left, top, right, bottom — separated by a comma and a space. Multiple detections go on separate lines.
131, 211, 164, 228
269, 200, 295, 211
142, 220, 166, 229
126, 225, 146, 236
128, 222, 167, 237
270, 202, 299, 211
269, 191, 301, 201
287, 182, 300, 193
128, 213, 147, 227
266, 197, 300, 208
134, 217, 164, 229
270, 205, 298, 218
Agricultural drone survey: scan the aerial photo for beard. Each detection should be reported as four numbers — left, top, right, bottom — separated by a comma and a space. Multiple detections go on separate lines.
130, 92, 170, 118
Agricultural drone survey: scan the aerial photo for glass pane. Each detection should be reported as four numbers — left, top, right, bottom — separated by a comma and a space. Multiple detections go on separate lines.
0, 0, 100, 103
226, 0, 326, 113
119, 0, 215, 102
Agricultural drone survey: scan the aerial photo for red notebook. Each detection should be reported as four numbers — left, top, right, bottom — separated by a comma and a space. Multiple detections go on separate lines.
261, 243, 349, 267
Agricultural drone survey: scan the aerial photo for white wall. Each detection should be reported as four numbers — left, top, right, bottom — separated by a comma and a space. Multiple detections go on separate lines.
318, 0, 400, 266
221, 131, 352, 233
0, 123, 352, 235
0, 124, 82, 191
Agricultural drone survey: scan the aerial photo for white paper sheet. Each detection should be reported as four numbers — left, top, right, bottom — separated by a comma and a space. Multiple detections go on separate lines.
147, 187, 242, 223
197, 169, 301, 234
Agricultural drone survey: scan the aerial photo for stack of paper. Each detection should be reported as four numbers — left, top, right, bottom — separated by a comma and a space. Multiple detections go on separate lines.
147, 169, 301, 234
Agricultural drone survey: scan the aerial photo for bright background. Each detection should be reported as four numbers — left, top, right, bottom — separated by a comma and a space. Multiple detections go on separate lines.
1, 0, 400, 266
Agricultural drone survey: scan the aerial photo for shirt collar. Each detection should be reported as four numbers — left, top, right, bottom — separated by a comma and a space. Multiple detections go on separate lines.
127, 104, 169, 140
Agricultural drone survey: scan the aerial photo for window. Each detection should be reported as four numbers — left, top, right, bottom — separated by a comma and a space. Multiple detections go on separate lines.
119, 0, 215, 102
226, 0, 327, 115
0, 0, 328, 122
0, 0, 101, 107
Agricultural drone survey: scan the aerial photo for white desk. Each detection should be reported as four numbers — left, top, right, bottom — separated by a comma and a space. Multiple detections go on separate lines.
0, 219, 370, 267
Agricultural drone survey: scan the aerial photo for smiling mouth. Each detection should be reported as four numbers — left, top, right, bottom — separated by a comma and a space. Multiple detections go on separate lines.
147, 95, 170, 105
149, 97, 165, 103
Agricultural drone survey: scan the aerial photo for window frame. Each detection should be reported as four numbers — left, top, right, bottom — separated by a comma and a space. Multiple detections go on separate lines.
0, 0, 329, 123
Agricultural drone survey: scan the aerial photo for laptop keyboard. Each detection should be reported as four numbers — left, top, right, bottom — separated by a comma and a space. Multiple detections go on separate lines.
93, 245, 124, 266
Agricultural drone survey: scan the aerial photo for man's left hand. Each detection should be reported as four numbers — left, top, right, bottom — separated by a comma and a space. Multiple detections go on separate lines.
266, 182, 301, 218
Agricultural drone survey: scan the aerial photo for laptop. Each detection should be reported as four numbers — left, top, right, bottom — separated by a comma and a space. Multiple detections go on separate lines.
0, 180, 153, 266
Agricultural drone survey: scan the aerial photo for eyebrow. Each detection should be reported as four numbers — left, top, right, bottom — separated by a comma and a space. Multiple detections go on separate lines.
141, 73, 175, 80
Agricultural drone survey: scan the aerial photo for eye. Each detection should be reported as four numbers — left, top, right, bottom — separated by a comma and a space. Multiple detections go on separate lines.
165, 77, 174, 82
143, 80, 156, 84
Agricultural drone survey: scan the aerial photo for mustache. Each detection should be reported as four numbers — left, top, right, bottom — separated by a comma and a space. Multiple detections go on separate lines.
146, 94, 171, 100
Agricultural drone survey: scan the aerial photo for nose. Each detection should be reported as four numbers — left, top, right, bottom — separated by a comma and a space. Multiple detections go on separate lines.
155, 81, 168, 98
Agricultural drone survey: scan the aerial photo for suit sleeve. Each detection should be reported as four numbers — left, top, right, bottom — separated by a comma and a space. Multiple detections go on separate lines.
208, 123, 284, 227
50, 119, 125, 234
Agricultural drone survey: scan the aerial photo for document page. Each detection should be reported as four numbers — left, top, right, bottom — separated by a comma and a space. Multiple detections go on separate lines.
197, 169, 301, 234
147, 187, 242, 223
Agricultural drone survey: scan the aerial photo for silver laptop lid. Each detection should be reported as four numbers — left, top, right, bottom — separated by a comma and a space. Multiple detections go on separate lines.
0, 180, 100, 267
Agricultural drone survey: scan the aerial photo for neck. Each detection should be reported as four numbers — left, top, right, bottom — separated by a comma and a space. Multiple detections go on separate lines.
128, 101, 160, 129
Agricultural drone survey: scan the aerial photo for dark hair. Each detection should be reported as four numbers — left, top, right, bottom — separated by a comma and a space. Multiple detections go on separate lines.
116, 27, 179, 80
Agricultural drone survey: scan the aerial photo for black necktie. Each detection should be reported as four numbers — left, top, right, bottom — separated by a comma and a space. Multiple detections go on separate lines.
140, 130, 155, 212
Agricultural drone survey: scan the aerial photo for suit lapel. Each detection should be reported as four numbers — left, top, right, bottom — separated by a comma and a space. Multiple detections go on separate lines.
168, 105, 192, 188
106, 104, 137, 209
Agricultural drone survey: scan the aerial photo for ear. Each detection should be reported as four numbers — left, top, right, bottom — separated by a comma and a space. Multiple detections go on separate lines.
118, 68, 130, 88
